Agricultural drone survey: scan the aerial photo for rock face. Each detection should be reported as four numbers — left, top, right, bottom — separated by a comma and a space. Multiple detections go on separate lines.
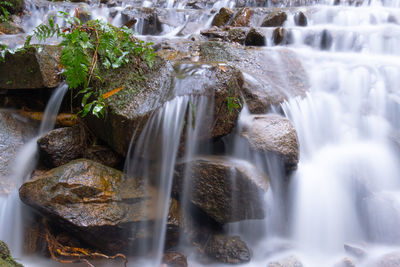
162, 251, 188, 267
372, 251, 400, 267
87, 60, 243, 156
205, 235, 251, 264
19, 159, 157, 253
173, 156, 269, 224
0, 46, 61, 89
241, 114, 299, 171
245, 28, 266, 46
0, 240, 23, 267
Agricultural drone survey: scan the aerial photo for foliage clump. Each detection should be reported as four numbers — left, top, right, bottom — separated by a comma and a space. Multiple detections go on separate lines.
27, 11, 155, 118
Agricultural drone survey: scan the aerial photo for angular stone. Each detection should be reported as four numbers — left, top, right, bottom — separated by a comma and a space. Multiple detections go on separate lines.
245, 27, 266, 46
231, 8, 253, 27
212, 7, 234, 27
173, 156, 269, 224
261, 11, 287, 27
241, 114, 299, 171
162, 251, 188, 267
0, 45, 61, 89
19, 159, 157, 253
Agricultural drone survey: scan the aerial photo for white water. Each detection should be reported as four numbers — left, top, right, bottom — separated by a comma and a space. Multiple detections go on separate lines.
0, 83, 68, 259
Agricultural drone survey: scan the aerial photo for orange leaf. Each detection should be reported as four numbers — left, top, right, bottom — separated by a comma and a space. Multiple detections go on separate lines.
218, 65, 227, 72
102, 86, 124, 99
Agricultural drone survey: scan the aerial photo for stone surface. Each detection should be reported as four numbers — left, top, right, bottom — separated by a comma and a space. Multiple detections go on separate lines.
231, 8, 253, 27
205, 234, 251, 264
0, 45, 61, 89
0, 21, 24, 34
273, 27, 292, 45
268, 255, 303, 267
19, 159, 157, 253
87, 61, 243, 156
333, 257, 356, 267
212, 7, 234, 27
344, 244, 366, 259
261, 11, 287, 27
371, 251, 400, 267
199, 41, 308, 113
37, 126, 85, 168
0, 111, 37, 194
173, 156, 269, 224
294, 11, 307, 26
241, 114, 299, 171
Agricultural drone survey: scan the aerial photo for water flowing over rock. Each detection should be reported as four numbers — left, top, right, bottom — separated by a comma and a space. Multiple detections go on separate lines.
0, 46, 61, 89
268, 255, 303, 267
261, 11, 287, 27
205, 234, 251, 264
240, 114, 299, 171
212, 7, 235, 27
173, 156, 269, 224
87, 60, 243, 156
162, 251, 188, 267
19, 159, 157, 253
371, 251, 400, 267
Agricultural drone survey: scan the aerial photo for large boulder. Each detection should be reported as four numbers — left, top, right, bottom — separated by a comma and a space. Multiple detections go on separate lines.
0, 45, 61, 89
173, 156, 269, 224
205, 234, 251, 264
212, 7, 235, 27
87, 60, 243, 156
261, 11, 287, 27
19, 159, 157, 253
240, 114, 299, 171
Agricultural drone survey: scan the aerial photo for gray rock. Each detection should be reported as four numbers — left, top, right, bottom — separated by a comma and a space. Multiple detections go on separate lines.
241, 114, 299, 171
205, 234, 251, 264
371, 251, 400, 267
173, 156, 269, 224
344, 244, 366, 259
268, 255, 303, 267
333, 257, 356, 267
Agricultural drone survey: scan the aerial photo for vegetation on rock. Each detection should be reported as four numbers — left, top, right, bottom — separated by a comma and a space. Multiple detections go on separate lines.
26, 11, 155, 118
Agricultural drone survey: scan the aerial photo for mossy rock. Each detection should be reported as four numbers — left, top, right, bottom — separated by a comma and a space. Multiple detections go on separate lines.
0, 21, 24, 34
0, 241, 23, 267
6, 0, 25, 14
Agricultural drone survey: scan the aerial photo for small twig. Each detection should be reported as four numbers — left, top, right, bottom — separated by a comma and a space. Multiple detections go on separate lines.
87, 28, 100, 86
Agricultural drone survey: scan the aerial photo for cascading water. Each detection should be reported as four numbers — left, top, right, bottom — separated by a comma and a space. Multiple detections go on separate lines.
0, 83, 68, 259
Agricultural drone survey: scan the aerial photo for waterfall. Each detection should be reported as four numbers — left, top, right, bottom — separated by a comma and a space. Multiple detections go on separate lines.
0, 83, 68, 258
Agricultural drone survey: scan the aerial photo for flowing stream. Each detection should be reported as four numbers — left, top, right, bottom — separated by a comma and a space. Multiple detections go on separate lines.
3, 0, 400, 266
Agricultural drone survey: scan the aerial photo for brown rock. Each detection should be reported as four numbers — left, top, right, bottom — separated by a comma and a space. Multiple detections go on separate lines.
162, 251, 188, 267
19, 159, 157, 253
245, 27, 266, 46
241, 114, 299, 171
212, 7, 234, 27
173, 156, 269, 224
261, 11, 287, 27
231, 8, 253, 27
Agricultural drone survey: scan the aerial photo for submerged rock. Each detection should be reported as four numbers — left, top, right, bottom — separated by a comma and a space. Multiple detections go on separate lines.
0, 240, 23, 267
205, 234, 251, 264
371, 251, 400, 267
19, 159, 157, 253
344, 244, 366, 259
294, 11, 307, 26
268, 255, 303, 267
333, 257, 356, 267
0, 45, 61, 89
245, 28, 266, 46
241, 114, 299, 171
173, 156, 269, 224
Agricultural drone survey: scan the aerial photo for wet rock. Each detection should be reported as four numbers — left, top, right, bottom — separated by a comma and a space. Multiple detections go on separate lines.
241, 114, 299, 171
333, 257, 356, 267
273, 27, 292, 45
227, 27, 248, 44
231, 8, 253, 27
0, 45, 62, 89
173, 156, 269, 224
87, 60, 243, 156
320, 29, 333, 50
212, 7, 234, 27
162, 251, 188, 267
83, 145, 122, 168
0, 240, 23, 267
0, 111, 37, 194
294, 11, 307, 26
371, 251, 400, 267
121, 7, 163, 35
245, 27, 266, 46
0, 21, 24, 34
201, 26, 228, 40
200, 42, 308, 113
268, 255, 303, 267
19, 159, 157, 253
205, 234, 251, 264
261, 11, 287, 27
344, 244, 366, 259
37, 126, 85, 168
